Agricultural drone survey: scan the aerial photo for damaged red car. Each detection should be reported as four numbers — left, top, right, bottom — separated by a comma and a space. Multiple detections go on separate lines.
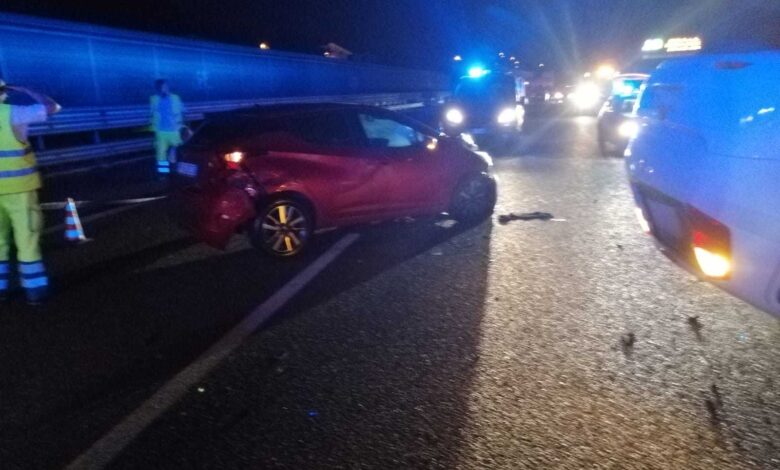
174, 104, 496, 256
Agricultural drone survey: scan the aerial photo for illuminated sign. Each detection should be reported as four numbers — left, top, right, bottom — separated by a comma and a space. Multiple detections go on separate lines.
642, 36, 702, 54
642, 38, 664, 52
665, 37, 702, 52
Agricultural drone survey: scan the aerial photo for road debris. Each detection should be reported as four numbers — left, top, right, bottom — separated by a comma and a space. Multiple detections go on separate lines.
621, 332, 636, 348
711, 384, 723, 408
687, 315, 702, 329
704, 397, 724, 425
687, 316, 704, 341
498, 211, 554, 224
704, 384, 725, 425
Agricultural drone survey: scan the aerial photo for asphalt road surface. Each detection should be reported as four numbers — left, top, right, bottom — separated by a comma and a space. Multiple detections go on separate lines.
1, 112, 778, 469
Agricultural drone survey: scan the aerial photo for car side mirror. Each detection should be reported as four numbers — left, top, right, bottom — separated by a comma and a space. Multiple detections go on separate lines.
179, 125, 194, 143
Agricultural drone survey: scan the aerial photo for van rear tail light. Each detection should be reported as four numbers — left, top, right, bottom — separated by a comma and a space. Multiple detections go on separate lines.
693, 247, 732, 279
689, 207, 732, 279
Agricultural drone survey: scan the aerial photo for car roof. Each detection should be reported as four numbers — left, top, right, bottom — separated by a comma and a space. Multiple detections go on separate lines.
204, 102, 381, 120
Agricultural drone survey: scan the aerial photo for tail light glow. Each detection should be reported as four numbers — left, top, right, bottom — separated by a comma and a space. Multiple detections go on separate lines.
693, 246, 732, 278
689, 208, 732, 279
224, 151, 245, 170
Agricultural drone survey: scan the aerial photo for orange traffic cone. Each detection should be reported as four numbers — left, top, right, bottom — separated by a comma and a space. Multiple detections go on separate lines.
65, 198, 88, 243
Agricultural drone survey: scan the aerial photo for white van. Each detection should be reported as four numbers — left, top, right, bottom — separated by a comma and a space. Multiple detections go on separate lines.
626, 50, 780, 317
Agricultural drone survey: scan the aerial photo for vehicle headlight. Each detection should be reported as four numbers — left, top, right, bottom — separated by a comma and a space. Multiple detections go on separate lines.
553, 91, 565, 100
445, 108, 464, 125
497, 107, 517, 124
618, 120, 640, 139
572, 82, 601, 109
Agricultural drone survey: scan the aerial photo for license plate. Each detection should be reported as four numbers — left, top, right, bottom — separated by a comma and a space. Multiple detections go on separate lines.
644, 197, 684, 251
176, 162, 199, 177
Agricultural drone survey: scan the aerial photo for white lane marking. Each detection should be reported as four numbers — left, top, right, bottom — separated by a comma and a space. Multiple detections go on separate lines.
43, 205, 141, 235
66, 233, 360, 470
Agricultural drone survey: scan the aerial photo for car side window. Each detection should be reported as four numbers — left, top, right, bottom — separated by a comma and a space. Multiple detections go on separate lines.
291, 111, 356, 147
357, 112, 425, 149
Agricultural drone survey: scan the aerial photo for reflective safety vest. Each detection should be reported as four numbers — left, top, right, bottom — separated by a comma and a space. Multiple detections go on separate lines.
0, 104, 41, 195
150, 94, 184, 133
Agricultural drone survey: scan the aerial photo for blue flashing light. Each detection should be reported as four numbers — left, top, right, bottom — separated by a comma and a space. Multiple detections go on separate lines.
467, 66, 490, 79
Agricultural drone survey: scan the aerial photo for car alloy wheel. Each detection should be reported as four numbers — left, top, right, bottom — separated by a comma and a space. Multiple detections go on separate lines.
450, 174, 497, 224
252, 199, 312, 257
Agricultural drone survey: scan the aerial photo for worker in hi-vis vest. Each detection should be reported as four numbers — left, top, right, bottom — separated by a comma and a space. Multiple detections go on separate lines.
0, 79, 61, 305
150, 79, 185, 175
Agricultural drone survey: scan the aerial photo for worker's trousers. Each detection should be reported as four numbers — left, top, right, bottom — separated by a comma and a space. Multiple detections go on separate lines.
0, 190, 48, 301
155, 130, 183, 174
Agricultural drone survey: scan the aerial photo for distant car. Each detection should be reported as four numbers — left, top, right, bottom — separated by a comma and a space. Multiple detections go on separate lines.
627, 51, 780, 317
548, 87, 568, 105
174, 104, 497, 256
597, 74, 648, 156
442, 71, 524, 144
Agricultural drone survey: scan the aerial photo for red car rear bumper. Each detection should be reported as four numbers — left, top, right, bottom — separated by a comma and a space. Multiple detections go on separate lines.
176, 186, 256, 249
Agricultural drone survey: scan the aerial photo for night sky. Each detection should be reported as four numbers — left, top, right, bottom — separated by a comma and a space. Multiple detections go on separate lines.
3, 0, 779, 71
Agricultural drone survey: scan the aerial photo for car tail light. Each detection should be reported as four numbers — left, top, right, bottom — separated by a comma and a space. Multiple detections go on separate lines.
224, 151, 245, 170
689, 208, 732, 279
693, 247, 731, 279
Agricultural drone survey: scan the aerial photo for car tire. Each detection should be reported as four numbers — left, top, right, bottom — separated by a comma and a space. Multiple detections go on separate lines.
249, 198, 313, 257
449, 174, 497, 225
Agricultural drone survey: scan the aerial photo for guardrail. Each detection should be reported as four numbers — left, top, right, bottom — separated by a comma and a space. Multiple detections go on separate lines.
31, 91, 447, 168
